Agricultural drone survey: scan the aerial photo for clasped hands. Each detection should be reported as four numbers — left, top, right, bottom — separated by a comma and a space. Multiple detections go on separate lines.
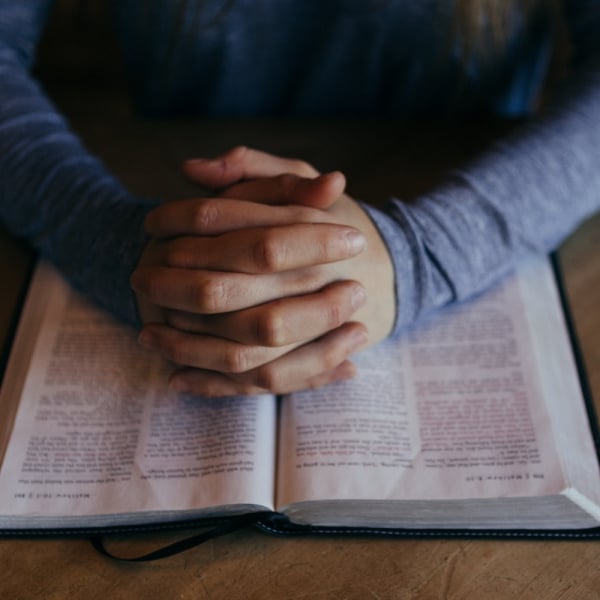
131, 147, 395, 396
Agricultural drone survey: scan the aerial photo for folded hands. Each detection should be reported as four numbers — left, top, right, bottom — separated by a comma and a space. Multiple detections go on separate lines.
131, 146, 395, 396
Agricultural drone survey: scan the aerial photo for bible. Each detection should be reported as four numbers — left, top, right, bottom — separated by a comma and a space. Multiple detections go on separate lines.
0, 256, 599, 538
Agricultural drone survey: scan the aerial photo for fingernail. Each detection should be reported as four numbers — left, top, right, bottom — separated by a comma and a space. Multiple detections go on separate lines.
350, 285, 367, 310
345, 230, 366, 255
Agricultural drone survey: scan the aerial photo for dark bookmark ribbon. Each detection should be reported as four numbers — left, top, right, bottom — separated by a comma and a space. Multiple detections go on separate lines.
90, 511, 272, 562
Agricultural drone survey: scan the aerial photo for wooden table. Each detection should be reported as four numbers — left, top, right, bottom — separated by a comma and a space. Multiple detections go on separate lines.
1, 112, 599, 599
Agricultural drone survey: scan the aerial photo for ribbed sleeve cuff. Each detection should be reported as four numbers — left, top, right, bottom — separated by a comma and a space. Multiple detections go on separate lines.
360, 199, 455, 337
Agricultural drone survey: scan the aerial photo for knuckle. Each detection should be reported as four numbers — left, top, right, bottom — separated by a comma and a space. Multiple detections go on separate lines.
255, 309, 286, 346
190, 276, 228, 313
221, 346, 251, 374
318, 236, 336, 261
324, 300, 344, 330
252, 233, 287, 272
226, 145, 248, 162
191, 199, 220, 232
222, 146, 248, 176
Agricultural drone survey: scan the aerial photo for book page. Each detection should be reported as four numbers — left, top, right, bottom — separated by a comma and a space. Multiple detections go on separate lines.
0, 263, 276, 527
518, 259, 600, 518
276, 257, 576, 510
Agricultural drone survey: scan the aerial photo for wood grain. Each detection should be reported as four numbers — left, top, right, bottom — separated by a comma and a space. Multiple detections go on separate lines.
0, 116, 598, 600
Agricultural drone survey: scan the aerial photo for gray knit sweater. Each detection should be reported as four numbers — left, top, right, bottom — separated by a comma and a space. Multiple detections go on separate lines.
1, 0, 599, 334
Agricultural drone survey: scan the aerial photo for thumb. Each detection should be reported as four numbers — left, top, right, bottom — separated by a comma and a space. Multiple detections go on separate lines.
221, 171, 346, 210
182, 146, 320, 190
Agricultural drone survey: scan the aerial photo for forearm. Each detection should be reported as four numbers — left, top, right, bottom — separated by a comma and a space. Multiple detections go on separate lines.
1, 3, 155, 325
368, 53, 600, 336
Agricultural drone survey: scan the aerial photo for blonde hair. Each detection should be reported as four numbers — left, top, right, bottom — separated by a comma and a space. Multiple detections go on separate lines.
453, 0, 569, 77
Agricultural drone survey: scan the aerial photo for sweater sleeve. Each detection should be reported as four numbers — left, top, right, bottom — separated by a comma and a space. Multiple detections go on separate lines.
364, 0, 600, 336
0, 1, 157, 326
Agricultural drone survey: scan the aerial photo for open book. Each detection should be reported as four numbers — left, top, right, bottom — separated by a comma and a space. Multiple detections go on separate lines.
0, 257, 599, 536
